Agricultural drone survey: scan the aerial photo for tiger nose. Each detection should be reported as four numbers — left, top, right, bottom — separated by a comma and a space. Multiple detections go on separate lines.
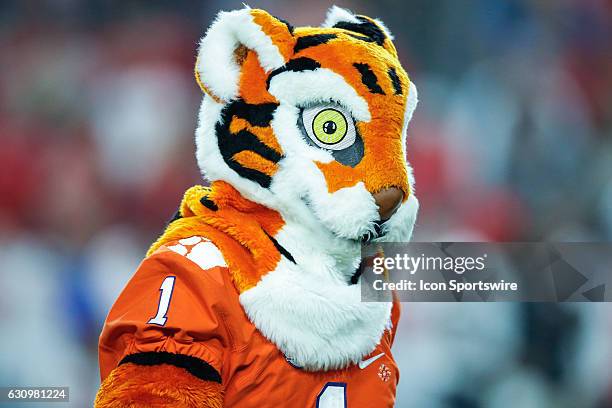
373, 187, 404, 221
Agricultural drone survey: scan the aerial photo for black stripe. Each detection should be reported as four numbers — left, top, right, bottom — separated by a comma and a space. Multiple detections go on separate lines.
264, 230, 296, 264
227, 100, 278, 127
227, 160, 273, 188
351, 258, 366, 285
273, 15, 294, 35
217, 101, 281, 162
216, 129, 278, 188
294, 34, 337, 53
345, 32, 375, 43
219, 128, 281, 163
333, 16, 387, 46
200, 196, 218, 211
358, 220, 385, 244
216, 100, 281, 188
353, 63, 385, 94
119, 352, 222, 383
387, 67, 403, 95
266, 57, 321, 88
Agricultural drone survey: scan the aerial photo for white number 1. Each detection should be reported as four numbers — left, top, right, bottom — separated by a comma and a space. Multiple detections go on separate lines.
148, 276, 176, 326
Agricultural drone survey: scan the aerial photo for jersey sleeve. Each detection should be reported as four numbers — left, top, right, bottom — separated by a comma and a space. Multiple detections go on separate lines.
98, 238, 231, 382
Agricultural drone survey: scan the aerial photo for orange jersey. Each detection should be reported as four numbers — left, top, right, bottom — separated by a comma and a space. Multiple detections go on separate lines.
99, 237, 400, 407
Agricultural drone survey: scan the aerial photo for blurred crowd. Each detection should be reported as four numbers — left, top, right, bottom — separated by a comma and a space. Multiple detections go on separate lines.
0, 0, 611, 406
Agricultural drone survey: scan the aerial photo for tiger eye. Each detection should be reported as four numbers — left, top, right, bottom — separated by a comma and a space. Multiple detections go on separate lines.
301, 104, 357, 152
312, 108, 347, 144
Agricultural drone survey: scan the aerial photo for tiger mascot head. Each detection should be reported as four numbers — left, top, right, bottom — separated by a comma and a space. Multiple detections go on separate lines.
195, 5, 418, 244
187, 6, 418, 370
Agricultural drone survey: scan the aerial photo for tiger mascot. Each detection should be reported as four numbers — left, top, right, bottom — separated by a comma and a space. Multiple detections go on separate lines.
95, 6, 418, 407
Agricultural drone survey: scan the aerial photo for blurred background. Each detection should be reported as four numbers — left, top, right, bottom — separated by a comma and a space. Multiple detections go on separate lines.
0, 0, 611, 406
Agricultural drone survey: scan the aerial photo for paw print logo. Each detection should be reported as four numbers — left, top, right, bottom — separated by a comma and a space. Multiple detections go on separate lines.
378, 363, 391, 382
166, 236, 227, 270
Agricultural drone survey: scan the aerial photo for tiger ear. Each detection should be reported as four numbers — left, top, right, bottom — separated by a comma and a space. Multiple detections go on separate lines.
323, 6, 396, 56
195, 8, 295, 102
323, 6, 394, 39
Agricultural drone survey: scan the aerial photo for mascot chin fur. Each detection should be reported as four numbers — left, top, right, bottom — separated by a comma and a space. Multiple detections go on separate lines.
95, 6, 418, 407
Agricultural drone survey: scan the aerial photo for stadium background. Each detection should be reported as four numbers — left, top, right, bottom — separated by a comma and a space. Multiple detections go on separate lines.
1, 0, 611, 406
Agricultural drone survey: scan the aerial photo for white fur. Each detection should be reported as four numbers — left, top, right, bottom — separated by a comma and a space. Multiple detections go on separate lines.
274, 155, 379, 239
268, 68, 371, 122
376, 194, 419, 242
309, 182, 379, 239
273, 217, 361, 282
401, 82, 418, 192
196, 8, 285, 101
323, 5, 361, 27
372, 18, 395, 40
239, 257, 392, 371
405, 82, 418, 125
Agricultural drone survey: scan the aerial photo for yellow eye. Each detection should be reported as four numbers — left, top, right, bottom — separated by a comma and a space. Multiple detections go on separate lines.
312, 108, 348, 145
302, 104, 356, 150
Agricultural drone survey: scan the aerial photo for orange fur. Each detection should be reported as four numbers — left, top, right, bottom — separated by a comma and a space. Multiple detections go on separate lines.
238, 51, 278, 104
250, 9, 295, 62
95, 363, 223, 408
148, 181, 285, 292
232, 150, 278, 176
